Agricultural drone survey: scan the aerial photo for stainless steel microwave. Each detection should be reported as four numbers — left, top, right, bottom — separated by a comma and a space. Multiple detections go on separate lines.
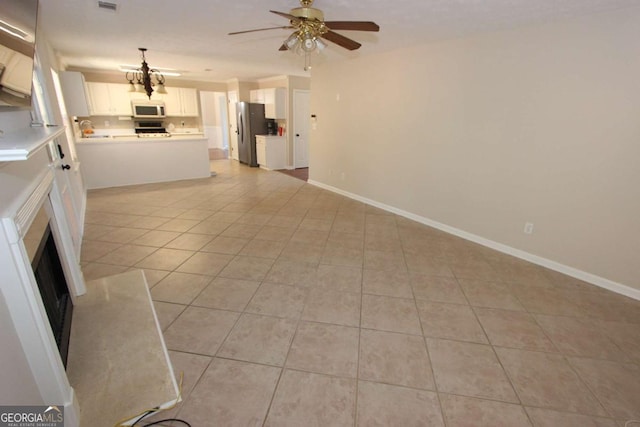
132, 101, 166, 118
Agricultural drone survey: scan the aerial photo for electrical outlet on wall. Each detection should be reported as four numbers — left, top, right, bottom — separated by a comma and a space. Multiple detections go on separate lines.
524, 222, 534, 234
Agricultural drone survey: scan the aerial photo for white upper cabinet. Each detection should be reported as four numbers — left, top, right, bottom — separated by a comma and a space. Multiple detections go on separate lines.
85, 82, 132, 116
250, 89, 265, 104
250, 88, 286, 119
163, 87, 199, 117
83, 82, 199, 117
264, 88, 286, 119
59, 71, 90, 117
129, 84, 169, 101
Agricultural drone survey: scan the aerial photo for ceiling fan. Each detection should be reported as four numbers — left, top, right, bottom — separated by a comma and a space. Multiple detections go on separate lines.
228, 0, 380, 56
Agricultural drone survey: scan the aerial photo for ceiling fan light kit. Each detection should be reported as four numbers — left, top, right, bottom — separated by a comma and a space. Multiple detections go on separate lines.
229, 0, 379, 71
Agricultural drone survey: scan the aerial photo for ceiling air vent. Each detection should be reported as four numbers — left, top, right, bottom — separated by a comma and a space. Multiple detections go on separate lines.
97, 1, 117, 12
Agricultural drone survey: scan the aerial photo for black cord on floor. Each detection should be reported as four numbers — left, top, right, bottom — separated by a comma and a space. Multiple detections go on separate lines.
130, 409, 191, 427
131, 409, 156, 426
142, 419, 191, 427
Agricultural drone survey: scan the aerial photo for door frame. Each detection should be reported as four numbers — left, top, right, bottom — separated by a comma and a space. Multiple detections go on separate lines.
292, 89, 311, 169
227, 90, 239, 160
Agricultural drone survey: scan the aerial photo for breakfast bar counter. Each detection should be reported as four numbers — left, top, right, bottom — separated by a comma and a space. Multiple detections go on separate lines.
75, 134, 211, 189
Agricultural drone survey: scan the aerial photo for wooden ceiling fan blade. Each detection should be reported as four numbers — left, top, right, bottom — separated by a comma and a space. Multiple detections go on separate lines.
321, 30, 361, 50
228, 26, 293, 35
269, 10, 301, 21
324, 21, 380, 32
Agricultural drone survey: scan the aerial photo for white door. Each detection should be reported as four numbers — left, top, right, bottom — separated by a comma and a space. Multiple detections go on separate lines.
293, 90, 310, 168
227, 91, 239, 161
49, 69, 84, 256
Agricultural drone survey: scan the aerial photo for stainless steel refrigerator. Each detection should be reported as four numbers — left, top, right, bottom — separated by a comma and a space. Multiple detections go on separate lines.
236, 102, 267, 167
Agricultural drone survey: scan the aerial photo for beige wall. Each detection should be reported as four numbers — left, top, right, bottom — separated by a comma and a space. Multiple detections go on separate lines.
309, 7, 640, 291
225, 79, 258, 102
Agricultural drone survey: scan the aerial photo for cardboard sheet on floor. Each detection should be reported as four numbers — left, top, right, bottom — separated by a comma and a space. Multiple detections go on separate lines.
66, 270, 179, 426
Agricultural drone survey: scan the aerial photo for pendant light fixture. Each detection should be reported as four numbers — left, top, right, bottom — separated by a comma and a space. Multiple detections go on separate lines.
124, 48, 167, 99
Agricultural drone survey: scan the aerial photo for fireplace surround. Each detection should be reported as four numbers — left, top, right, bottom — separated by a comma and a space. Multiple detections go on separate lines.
0, 127, 85, 426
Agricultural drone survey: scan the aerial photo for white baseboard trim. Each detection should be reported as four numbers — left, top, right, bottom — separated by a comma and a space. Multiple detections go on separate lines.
308, 179, 640, 301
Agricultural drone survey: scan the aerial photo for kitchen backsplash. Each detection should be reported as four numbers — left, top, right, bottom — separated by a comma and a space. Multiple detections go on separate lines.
74, 116, 200, 131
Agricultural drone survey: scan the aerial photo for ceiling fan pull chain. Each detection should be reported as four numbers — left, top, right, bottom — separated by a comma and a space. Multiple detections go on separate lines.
304, 52, 311, 71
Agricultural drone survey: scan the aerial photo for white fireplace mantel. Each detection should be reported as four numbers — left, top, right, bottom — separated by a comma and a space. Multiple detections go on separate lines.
0, 125, 66, 161
0, 127, 84, 426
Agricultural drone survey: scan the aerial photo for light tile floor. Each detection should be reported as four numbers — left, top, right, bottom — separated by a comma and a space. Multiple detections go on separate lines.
80, 160, 640, 426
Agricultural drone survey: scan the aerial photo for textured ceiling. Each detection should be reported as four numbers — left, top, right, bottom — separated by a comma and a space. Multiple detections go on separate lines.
38, 0, 639, 83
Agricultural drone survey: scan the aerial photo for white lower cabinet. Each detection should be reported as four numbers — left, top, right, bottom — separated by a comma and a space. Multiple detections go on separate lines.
256, 137, 267, 166
255, 135, 286, 170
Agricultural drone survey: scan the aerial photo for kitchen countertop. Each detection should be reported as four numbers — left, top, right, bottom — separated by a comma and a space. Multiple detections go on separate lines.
75, 134, 211, 188
76, 132, 206, 143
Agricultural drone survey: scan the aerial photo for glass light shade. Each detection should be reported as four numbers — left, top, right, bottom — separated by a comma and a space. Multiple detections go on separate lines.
301, 35, 316, 53
156, 83, 167, 94
127, 82, 136, 92
135, 83, 145, 93
316, 38, 327, 51
284, 33, 299, 50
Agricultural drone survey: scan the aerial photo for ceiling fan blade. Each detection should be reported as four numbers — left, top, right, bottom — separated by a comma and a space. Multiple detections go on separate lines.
229, 26, 293, 35
321, 30, 362, 50
324, 21, 380, 32
269, 10, 301, 21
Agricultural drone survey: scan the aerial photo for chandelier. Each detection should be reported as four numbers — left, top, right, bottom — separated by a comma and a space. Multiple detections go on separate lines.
125, 48, 167, 99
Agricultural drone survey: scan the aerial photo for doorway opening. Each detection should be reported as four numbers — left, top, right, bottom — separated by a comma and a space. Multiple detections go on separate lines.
277, 168, 308, 182
200, 91, 230, 163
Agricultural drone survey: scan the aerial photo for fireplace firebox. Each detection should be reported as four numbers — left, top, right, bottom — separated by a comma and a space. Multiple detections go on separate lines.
29, 221, 73, 367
